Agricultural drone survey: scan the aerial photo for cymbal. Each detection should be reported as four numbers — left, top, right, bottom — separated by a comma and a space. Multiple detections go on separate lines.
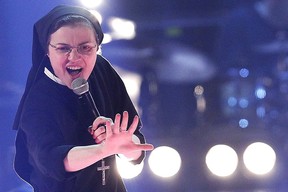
155, 42, 216, 83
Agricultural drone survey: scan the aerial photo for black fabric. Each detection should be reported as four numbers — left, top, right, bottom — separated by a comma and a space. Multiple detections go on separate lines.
14, 55, 145, 191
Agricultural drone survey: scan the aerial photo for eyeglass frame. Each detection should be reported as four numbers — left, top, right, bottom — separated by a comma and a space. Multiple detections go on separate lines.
49, 43, 98, 55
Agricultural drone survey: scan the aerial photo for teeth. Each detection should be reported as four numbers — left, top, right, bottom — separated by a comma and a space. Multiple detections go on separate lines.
67, 66, 82, 70
66, 66, 83, 75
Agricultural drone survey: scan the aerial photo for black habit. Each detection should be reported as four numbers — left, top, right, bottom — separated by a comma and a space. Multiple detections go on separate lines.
13, 5, 145, 192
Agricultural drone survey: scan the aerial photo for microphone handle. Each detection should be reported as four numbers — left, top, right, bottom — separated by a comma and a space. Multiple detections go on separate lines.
80, 91, 101, 118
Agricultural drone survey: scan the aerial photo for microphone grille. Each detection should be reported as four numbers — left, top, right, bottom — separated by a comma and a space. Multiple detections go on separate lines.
71, 78, 89, 95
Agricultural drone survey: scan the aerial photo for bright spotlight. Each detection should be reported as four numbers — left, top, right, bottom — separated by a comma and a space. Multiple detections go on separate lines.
243, 142, 276, 175
116, 156, 144, 179
89, 10, 103, 24
148, 146, 181, 178
81, 0, 102, 8
102, 33, 112, 44
108, 17, 136, 40
114, 67, 142, 107
206, 145, 238, 177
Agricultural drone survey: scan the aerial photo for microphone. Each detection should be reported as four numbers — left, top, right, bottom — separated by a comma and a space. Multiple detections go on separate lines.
71, 78, 100, 118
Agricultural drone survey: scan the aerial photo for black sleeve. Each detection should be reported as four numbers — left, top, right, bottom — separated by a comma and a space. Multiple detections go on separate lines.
19, 85, 77, 181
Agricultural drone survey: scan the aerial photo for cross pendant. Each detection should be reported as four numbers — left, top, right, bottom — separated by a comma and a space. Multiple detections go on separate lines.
97, 159, 110, 185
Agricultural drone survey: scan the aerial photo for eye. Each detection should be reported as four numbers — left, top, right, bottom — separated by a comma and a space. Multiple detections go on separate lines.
56, 46, 71, 53
80, 45, 93, 52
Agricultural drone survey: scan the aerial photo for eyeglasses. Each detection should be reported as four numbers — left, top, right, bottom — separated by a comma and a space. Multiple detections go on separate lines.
49, 43, 97, 55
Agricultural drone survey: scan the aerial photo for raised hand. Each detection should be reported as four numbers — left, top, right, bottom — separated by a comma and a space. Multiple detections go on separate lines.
90, 111, 154, 157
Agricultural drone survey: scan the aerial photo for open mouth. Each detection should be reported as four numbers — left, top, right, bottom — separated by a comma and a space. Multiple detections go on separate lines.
66, 66, 83, 75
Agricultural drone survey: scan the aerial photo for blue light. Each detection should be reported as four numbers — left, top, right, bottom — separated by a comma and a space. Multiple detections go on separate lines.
256, 106, 266, 118
255, 87, 266, 99
239, 119, 249, 128
239, 98, 249, 108
239, 68, 249, 78
228, 97, 237, 107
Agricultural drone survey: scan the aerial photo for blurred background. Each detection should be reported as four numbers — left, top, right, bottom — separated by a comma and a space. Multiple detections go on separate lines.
2, 0, 288, 191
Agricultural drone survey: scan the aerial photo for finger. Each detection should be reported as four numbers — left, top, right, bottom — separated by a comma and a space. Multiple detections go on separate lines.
134, 143, 154, 151
93, 126, 106, 138
93, 116, 106, 126
113, 113, 121, 134
120, 111, 129, 132
94, 133, 106, 144
92, 116, 109, 132
128, 115, 139, 134
88, 125, 93, 134
105, 120, 113, 137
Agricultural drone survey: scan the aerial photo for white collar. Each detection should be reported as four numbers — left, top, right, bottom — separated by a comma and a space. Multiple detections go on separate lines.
44, 67, 65, 86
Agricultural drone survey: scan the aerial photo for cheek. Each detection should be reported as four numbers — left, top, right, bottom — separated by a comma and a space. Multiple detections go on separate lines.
83, 56, 97, 78
49, 56, 66, 73
86, 60, 96, 73
87, 54, 97, 68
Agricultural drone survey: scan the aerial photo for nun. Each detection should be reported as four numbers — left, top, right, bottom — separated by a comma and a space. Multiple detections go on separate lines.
13, 5, 153, 192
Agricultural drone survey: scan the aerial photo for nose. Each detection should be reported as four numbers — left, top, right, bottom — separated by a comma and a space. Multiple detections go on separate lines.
67, 48, 80, 61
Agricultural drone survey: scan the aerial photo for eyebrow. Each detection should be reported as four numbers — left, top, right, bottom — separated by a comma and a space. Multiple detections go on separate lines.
54, 41, 94, 46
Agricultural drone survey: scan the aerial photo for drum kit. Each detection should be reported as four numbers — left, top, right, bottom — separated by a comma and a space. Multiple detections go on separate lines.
103, 41, 216, 133
220, 39, 288, 130
104, 38, 288, 132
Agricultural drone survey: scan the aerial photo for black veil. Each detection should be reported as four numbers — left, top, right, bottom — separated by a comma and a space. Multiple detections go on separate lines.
13, 5, 104, 130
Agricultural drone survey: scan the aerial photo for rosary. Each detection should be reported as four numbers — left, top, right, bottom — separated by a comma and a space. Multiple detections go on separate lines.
97, 159, 110, 185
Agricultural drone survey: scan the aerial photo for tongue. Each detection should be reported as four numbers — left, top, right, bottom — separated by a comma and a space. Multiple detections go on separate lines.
67, 68, 82, 75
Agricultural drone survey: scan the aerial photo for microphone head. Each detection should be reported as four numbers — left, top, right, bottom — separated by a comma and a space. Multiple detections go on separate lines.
71, 78, 89, 95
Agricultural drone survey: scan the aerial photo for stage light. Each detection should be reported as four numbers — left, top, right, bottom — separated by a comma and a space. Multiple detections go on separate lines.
80, 0, 102, 8
148, 146, 181, 178
239, 98, 248, 108
239, 68, 249, 78
206, 145, 238, 177
114, 67, 142, 107
255, 86, 266, 99
239, 118, 249, 128
89, 10, 103, 24
228, 96, 237, 107
116, 156, 144, 179
256, 106, 266, 118
108, 17, 136, 40
194, 85, 206, 112
243, 142, 276, 175
102, 33, 112, 44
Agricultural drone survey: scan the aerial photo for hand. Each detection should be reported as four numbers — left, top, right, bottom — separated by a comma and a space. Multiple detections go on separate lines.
105, 111, 154, 156
89, 116, 111, 144
90, 111, 154, 157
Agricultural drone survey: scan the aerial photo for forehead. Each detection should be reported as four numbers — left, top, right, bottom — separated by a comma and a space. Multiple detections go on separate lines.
50, 24, 96, 43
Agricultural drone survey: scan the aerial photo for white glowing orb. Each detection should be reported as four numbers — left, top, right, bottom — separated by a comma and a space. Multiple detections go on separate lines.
81, 0, 102, 8
243, 142, 276, 175
148, 146, 181, 178
206, 145, 238, 177
102, 33, 112, 44
89, 10, 102, 24
116, 156, 144, 179
108, 17, 136, 40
